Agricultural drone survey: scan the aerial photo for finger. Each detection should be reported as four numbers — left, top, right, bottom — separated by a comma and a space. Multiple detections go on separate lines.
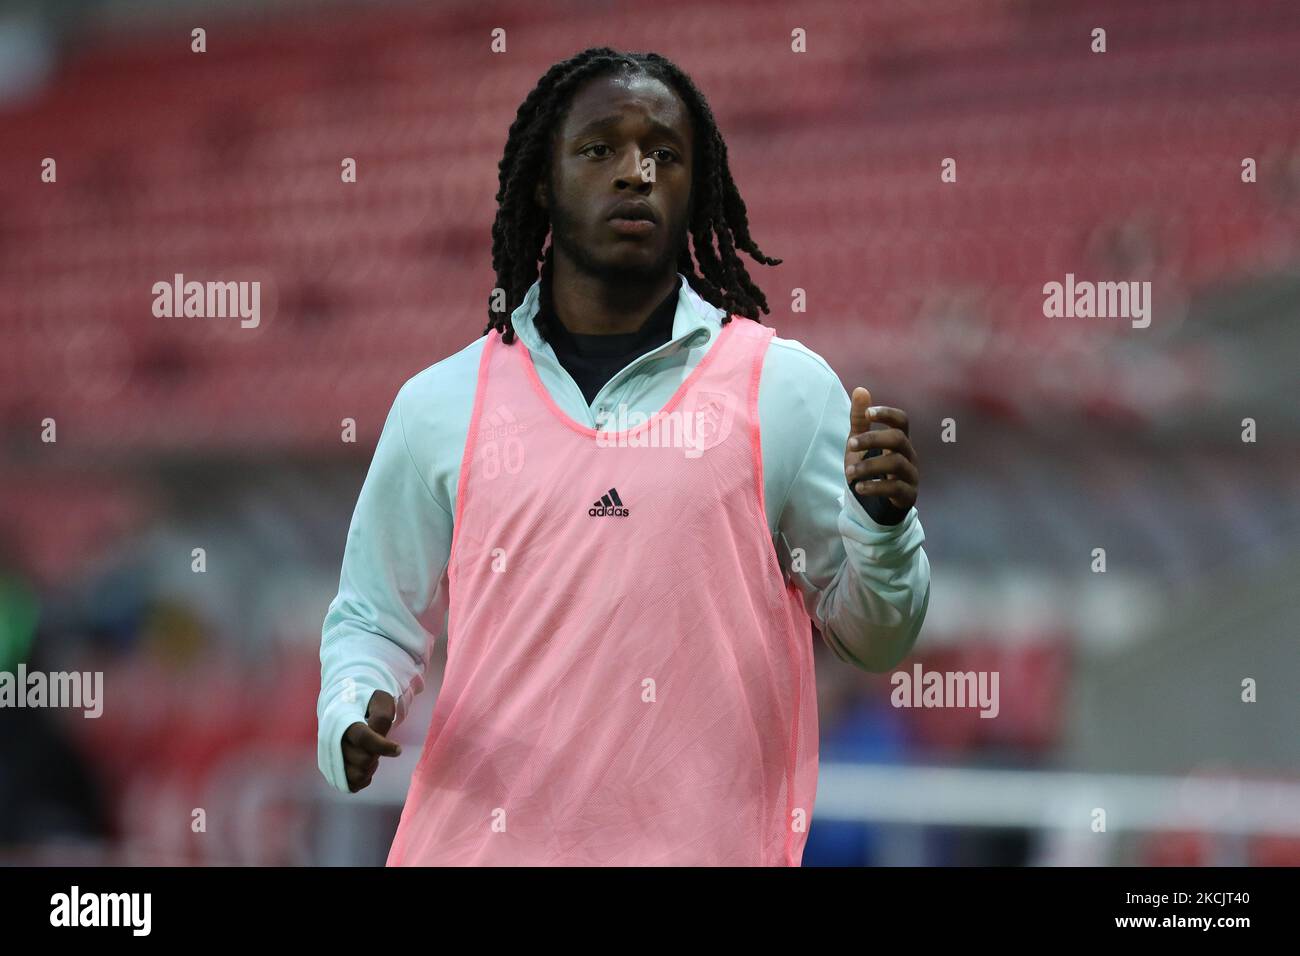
848, 452, 919, 487
344, 747, 380, 780
863, 406, 908, 435
352, 723, 402, 758
848, 428, 916, 463
851, 479, 916, 508
347, 766, 374, 793
345, 760, 370, 788
341, 739, 383, 772
847, 449, 915, 478
849, 387, 873, 435
342, 721, 374, 748
341, 739, 369, 763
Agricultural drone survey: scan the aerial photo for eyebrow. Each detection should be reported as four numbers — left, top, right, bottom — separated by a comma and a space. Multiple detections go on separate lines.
569, 114, 687, 147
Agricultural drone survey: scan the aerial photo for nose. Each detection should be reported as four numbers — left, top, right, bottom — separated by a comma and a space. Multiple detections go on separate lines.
612, 147, 652, 192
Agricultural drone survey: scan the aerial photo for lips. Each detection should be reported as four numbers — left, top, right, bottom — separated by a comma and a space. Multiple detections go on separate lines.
606, 200, 657, 223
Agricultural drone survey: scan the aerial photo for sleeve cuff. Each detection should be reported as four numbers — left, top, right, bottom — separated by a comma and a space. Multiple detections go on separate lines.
845, 479, 915, 534
316, 679, 380, 795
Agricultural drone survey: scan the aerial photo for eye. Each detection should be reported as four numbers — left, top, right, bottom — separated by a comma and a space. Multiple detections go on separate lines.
580, 144, 678, 163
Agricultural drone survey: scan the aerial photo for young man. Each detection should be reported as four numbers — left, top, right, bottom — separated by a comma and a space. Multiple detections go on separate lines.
317, 48, 929, 866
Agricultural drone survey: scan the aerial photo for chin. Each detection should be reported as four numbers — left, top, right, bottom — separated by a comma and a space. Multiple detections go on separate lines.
594, 252, 669, 281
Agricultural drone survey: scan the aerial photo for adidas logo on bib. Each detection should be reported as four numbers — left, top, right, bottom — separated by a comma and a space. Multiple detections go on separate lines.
588, 487, 629, 517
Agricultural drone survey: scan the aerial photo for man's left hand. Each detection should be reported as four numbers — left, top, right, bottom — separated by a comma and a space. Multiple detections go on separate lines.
844, 386, 919, 514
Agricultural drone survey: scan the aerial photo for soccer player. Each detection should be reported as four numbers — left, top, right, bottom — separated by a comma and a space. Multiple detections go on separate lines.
316, 48, 929, 866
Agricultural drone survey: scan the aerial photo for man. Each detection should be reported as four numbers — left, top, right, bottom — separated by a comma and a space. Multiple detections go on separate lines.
317, 47, 929, 866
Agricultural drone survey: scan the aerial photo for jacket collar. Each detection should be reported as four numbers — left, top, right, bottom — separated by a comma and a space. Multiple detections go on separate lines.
508, 272, 722, 357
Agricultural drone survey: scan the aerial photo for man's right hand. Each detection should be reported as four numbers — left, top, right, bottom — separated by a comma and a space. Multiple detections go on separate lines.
341, 690, 402, 793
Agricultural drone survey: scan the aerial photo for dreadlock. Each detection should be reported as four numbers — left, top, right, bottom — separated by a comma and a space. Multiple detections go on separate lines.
484, 47, 781, 344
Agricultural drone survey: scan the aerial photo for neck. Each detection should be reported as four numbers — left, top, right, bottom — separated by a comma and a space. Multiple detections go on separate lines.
548, 253, 678, 335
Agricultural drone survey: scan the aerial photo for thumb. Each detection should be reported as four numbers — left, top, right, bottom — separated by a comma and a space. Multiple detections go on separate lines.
366, 690, 396, 737
850, 387, 874, 436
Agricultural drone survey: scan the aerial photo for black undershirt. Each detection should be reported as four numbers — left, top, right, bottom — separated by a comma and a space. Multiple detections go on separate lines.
540, 273, 681, 407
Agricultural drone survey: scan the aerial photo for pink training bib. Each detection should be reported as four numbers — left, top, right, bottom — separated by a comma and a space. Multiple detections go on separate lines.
387, 316, 819, 866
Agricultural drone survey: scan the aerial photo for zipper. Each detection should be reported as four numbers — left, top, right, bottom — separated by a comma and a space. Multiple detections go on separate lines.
539, 327, 712, 428
594, 328, 711, 420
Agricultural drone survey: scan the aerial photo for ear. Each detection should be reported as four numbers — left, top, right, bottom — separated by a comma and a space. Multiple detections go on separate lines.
534, 179, 549, 211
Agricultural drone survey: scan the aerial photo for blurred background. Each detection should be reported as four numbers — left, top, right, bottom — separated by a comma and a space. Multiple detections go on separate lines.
0, 0, 1297, 866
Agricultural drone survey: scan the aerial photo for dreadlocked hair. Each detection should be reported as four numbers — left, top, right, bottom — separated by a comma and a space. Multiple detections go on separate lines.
484, 47, 782, 344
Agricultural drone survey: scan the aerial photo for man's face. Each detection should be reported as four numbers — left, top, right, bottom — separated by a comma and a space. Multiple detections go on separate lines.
537, 72, 694, 282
